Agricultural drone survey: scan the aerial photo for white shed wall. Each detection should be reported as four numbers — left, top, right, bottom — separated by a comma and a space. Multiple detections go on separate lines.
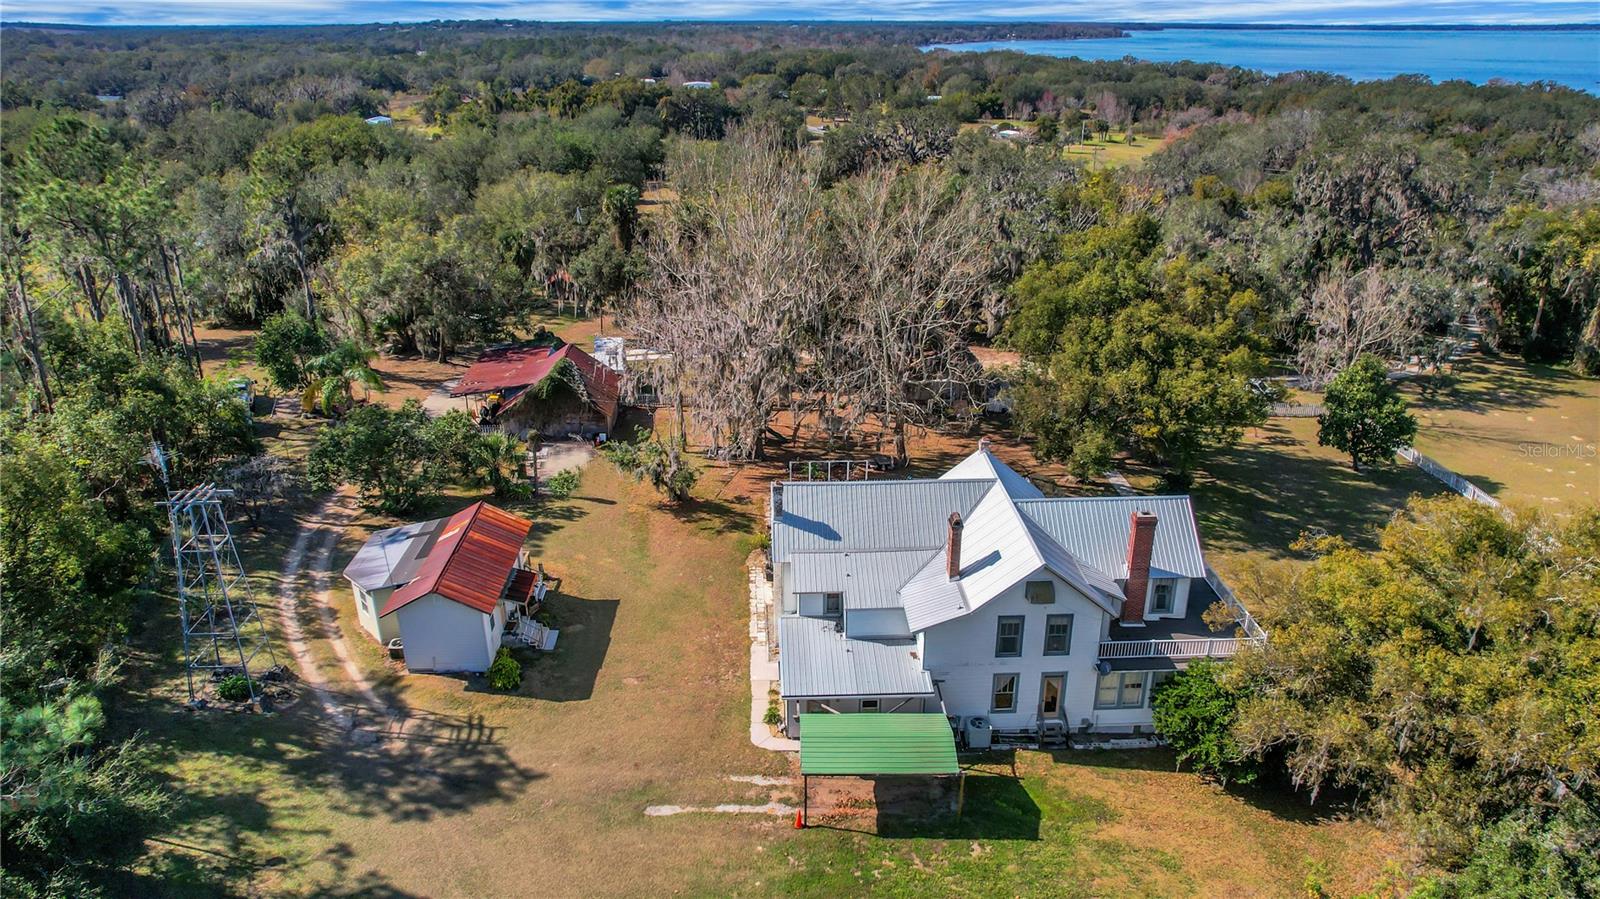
352, 584, 401, 644
394, 594, 496, 673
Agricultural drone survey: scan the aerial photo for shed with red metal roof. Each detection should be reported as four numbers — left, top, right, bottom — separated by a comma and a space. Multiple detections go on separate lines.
342, 501, 535, 674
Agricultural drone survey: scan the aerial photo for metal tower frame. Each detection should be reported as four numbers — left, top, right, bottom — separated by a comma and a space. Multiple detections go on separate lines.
160, 482, 278, 705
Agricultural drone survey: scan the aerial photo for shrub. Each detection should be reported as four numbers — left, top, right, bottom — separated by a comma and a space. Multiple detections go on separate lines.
216, 674, 252, 702
601, 428, 698, 502
255, 311, 329, 391
1150, 658, 1257, 785
763, 703, 782, 727
543, 468, 580, 499
487, 648, 521, 692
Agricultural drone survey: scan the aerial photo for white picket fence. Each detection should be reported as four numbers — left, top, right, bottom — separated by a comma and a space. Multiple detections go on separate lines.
1395, 447, 1502, 509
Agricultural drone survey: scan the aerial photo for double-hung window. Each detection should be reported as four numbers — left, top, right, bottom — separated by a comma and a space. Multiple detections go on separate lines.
1094, 671, 1149, 709
991, 673, 1018, 713
1043, 614, 1074, 655
994, 616, 1024, 657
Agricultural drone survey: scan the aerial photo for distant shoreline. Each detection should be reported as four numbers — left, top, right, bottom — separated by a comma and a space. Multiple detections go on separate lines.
3, 20, 1598, 32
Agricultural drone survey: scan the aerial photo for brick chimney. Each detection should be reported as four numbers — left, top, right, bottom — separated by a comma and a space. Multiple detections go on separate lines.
1121, 511, 1158, 624
946, 512, 964, 580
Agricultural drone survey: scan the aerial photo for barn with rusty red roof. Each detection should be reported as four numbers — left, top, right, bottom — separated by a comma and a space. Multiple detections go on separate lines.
342, 501, 539, 674
452, 339, 619, 438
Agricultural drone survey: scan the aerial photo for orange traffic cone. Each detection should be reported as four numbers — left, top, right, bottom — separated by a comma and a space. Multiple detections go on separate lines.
794, 809, 805, 829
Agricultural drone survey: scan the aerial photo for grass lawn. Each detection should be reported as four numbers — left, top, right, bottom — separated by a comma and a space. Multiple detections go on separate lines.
1180, 417, 1448, 582
1399, 354, 1599, 514
107, 320, 1425, 896
717, 751, 1405, 898
106, 413, 1412, 897
1063, 134, 1163, 169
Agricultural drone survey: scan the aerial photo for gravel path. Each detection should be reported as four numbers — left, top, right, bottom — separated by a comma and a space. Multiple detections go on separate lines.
276, 492, 389, 737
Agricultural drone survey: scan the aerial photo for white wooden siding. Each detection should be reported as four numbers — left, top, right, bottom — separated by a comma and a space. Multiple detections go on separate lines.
921, 567, 1108, 730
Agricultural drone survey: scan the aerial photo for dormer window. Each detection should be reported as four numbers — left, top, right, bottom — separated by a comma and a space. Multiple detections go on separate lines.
823, 592, 843, 616
1151, 581, 1174, 615
1025, 580, 1056, 604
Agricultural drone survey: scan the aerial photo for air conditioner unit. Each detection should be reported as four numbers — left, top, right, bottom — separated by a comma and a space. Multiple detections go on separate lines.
963, 716, 992, 750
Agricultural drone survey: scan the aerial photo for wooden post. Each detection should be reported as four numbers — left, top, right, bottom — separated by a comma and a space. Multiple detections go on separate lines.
956, 772, 966, 820
802, 774, 808, 826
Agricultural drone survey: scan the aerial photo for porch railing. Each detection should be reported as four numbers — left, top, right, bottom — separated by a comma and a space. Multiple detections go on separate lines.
1098, 569, 1267, 662
1097, 637, 1253, 660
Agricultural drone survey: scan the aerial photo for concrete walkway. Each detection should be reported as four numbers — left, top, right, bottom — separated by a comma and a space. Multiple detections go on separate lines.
748, 564, 799, 753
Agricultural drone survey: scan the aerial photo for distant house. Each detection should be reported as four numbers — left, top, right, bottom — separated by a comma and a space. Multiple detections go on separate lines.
767, 444, 1264, 741
365, 115, 394, 125
682, 81, 714, 89
452, 340, 620, 438
342, 501, 539, 673
592, 336, 671, 406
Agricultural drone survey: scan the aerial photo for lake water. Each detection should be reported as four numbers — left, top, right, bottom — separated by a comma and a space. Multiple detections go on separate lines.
929, 28, 1600, 93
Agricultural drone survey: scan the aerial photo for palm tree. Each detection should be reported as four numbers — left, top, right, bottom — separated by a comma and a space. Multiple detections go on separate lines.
473, 431, 529, 498
301, 339, 384, 416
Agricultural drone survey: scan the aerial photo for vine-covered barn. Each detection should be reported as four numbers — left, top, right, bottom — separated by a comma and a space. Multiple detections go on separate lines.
452, 339, 620, 438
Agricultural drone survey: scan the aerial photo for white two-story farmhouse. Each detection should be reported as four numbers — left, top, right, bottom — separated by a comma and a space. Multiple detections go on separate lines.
769, 443, 1264, 741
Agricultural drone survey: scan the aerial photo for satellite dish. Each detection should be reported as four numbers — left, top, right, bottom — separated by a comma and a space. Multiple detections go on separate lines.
1095, 660, 1111, 676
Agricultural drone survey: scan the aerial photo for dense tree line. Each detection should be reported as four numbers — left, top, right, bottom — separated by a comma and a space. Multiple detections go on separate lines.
1153, 498, 1600, 896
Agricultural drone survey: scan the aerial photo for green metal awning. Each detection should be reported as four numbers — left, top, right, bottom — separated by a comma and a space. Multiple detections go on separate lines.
798, 713, 959, 776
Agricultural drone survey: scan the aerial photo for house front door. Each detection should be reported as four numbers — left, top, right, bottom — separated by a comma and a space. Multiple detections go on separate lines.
1039, 674, 1065, 722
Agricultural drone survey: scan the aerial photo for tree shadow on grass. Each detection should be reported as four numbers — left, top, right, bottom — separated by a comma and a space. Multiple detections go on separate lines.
1191, 420, 1447, 559
522, 497, 592, 555
518, 592, 617, 702
1407, 356, 1590, 415
1042, 747, 1352, 826
676, 495, 758, 536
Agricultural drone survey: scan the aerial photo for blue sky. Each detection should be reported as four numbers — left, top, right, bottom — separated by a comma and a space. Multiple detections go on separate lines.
5, 0, 1597, 27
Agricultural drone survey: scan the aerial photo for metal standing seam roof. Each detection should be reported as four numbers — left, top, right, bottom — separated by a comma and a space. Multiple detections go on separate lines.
778, 617, 935, 699
898, 482, 1124, 632
771, 478, 993, 558
451, 342, 620, 423
788, 549, 935, 609
798, 713, 959, 776
380, 502, 533, 617
1016, 495, 1207, 580
939, 448, 1045, 500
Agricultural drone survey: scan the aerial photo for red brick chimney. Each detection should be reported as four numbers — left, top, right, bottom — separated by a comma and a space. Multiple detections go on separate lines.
1122, 511, 1158, 624
946, 512, 964, 580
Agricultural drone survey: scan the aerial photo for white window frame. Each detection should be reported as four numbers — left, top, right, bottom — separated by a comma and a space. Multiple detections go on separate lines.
991, 673, 1019, 713
859, 699, 880, 713
823, 592, 843, 616
1150, 580, 1174, 615
1094, 671, 1149, 710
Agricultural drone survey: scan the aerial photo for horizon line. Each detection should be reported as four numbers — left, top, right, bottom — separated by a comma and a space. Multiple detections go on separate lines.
5, 19, 1600, 29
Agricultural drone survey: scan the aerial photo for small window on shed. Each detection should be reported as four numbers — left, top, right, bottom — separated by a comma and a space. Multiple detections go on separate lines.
1025, 580, 1056, 604
823, 592, 843, 616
